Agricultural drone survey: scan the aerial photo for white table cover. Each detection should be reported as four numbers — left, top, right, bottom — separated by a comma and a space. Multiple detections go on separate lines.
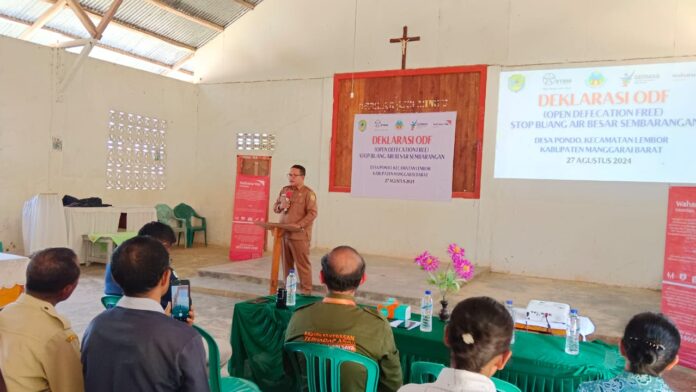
116, 206, 158, 232
64, 207, 121, 263
22, 194, 68, 255
0, 253, 29, 289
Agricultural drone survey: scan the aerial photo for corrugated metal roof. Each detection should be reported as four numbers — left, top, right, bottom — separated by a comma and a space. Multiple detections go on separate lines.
0, 0, 51, 24
81, 0, 216, 48
0, 0, 263, 82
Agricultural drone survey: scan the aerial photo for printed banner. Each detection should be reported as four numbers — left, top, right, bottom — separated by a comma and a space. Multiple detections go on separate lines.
661, 186, 696, 370
229, 156, 271, 261
351, 112, 456, 201
496, 62, 696, 183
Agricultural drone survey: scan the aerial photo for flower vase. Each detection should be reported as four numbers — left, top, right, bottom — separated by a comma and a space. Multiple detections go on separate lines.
439, 299, 450, 322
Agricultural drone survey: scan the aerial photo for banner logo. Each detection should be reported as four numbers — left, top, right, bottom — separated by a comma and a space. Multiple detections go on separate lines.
508, 74, 526, 92
358, 119, 367, 132
395, 120, 404, 130
586, 71, 606, 88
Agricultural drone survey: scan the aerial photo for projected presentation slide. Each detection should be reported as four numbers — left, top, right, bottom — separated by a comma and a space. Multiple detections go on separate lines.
495, 62, 696, 183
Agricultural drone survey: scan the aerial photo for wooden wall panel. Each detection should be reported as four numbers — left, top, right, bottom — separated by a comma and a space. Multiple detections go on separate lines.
330, 66, 487, 198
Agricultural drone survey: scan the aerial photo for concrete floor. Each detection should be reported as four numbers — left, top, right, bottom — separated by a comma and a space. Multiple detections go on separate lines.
56, 244, 695, 391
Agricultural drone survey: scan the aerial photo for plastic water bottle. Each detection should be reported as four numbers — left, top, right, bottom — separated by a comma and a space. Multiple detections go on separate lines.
286, 269, 297, 306
420, 290, 433, 332
505, 300, 516, 344
565, 308, 580, 355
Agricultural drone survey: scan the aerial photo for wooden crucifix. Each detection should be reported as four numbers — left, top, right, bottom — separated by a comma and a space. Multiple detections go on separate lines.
389, 25, 420, 70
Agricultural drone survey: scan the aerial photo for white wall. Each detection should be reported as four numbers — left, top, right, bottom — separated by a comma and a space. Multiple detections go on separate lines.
190, 0, 696, 289
0, 36, 198, 254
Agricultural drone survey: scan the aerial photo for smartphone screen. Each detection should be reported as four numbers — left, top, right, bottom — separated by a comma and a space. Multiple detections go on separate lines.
171, 280, 191, 322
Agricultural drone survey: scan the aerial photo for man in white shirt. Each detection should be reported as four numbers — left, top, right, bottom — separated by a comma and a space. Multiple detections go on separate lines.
81, 236, 209, 392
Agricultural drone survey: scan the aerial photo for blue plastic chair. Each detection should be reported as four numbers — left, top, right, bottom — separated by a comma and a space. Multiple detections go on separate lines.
193, 325, 260, 392
284, 342, 379, 392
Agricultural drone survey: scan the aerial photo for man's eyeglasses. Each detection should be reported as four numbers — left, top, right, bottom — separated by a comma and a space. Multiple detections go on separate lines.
287, 174, 304, 178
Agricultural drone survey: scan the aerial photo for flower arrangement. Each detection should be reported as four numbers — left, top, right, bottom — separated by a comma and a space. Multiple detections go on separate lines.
414, 243, 474, 301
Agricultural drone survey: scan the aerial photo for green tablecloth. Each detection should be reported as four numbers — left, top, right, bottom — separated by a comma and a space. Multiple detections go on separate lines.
87, 232, 137, 245
229, 296, 625, 392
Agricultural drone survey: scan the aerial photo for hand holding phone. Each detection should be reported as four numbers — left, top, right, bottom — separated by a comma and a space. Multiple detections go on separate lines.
170, 279, 191, 322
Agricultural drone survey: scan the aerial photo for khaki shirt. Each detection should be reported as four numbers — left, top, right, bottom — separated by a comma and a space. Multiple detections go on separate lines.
0, 294, 84, 392
285, 293, 402, 392
274, 185, 318, 241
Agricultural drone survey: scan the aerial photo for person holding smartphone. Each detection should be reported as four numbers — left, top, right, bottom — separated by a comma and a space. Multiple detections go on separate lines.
82, 236, 208, 392
104, 221, 180, 310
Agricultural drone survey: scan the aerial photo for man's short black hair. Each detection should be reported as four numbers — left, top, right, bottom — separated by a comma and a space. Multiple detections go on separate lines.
291, 164, 306, 176
111, 236, 170, 296
26, 248, 80, 294
320, 246, 365, 292
138, 221, 176, 245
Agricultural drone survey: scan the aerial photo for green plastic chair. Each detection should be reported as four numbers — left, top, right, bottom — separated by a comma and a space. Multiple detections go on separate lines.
410, 361, 521, 392
410, 361, 445, 383
193, 325, 260, 392
284, 342, 379, 392
101, 295, 122, 309
173, 203, 207, 247
492, 377, 522, 392
155, 204, 188, 247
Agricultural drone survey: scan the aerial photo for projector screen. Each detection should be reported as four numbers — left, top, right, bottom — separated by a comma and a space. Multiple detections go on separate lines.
495, 62, 696, 183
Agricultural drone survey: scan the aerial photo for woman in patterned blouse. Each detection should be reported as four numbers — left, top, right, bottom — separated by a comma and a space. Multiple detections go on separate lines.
578, 312, 681, 392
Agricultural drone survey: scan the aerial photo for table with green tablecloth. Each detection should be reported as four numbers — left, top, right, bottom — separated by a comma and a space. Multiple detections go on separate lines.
229, 296, 625, 392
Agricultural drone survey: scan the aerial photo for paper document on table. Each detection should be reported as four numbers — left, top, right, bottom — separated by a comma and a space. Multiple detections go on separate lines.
512, 307, 595, 338
390, 320, 421, 330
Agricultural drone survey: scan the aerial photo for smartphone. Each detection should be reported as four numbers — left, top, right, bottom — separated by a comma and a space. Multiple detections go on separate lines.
170, 279, 191, 322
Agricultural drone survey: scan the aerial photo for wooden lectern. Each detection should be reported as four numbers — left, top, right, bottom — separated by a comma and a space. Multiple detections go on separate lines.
255, 222, 301, 294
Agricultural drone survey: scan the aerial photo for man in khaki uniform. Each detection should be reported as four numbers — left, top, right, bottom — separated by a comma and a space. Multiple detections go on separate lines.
285, 246, 402, 392
0, 248, 83, 392
273, 164, 318, 294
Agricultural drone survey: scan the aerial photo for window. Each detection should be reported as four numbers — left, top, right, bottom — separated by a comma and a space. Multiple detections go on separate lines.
106, 110, 167, 190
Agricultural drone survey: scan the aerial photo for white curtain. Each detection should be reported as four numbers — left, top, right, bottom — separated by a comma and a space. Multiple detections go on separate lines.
22, 194, 69, 255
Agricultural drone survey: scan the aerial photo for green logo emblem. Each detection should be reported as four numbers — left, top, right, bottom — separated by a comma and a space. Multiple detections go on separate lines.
508, 74, 525, 92
358, 119, 367, 132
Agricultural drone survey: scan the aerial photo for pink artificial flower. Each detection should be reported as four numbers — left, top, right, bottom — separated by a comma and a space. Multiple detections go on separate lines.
454, 258, 474, 280
447, 243, 465, 259
286, 191, 293, 199
414, 251, 440, 272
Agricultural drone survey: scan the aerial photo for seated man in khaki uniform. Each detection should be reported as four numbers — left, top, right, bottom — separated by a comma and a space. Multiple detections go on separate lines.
285, 246, 402, 392
0, 248, 83, 392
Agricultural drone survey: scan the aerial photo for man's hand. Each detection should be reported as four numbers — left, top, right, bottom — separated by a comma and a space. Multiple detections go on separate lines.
278, 196, 290, 211
164, 302, 196, 326
287, 223, 301, 230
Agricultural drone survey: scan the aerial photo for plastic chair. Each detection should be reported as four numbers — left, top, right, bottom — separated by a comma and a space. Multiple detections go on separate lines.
284, 342, 379, 392
410, 361, 520, 392
193, 325, 260, 392
492, 377, 522, 392
173, 203, 207, 247
156, 204, 188, 247
409, 361, 445, 383
101, 295, 122, 309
